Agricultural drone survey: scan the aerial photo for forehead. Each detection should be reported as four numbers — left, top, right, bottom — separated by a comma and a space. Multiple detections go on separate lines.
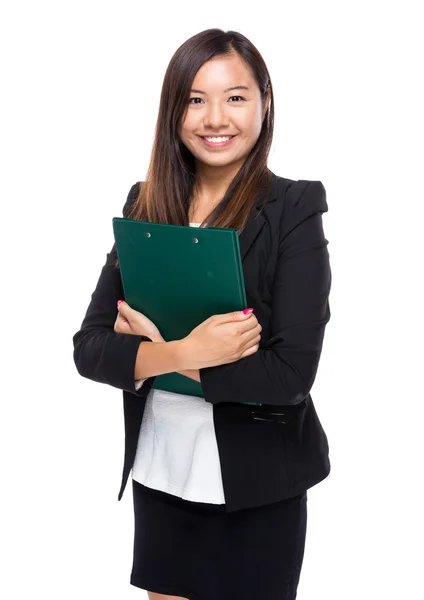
192, 54, 254, 90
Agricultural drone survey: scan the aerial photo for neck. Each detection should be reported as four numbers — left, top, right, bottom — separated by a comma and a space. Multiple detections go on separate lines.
189, 161, 244, 223
193, 159, 245, 206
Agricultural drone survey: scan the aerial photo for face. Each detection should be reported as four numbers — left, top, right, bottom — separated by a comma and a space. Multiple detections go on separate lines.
179, 53, 270, 172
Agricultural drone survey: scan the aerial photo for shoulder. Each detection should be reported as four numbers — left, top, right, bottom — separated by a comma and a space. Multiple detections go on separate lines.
274, 174, 327, 210
272, 174, 328, 238
122, 181, 143, 217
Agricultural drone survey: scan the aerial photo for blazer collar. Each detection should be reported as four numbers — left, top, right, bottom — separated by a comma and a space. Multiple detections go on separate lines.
239, 170, 279, 261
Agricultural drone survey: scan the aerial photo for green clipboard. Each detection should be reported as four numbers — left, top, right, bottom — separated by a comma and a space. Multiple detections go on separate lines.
112, 218, 262, 405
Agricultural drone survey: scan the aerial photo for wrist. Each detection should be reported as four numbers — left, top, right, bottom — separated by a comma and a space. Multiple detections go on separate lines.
166, 338, 189, 372
146, 336, 192, 371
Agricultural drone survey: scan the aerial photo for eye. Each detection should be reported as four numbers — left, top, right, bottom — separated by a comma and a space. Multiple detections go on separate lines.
188, 95, 246, 104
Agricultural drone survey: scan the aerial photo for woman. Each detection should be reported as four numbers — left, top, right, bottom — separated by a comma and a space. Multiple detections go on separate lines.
73, 28, 332, 600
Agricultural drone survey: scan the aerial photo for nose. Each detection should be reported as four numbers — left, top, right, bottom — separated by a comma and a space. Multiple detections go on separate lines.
203, 101, 230, 130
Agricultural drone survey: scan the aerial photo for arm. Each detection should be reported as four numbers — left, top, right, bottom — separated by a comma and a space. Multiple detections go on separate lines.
177, 369, 201, 383
135, 361, 200, 391
73, 183, 155, 395
199, 180, 332, 407
135, 369, 200, 391
133, 339, 189, 379
72, 250, 153, 395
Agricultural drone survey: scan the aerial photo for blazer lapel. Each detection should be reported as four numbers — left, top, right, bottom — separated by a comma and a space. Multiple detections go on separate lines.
239, 208, 266, 261
239, 171, 279, 261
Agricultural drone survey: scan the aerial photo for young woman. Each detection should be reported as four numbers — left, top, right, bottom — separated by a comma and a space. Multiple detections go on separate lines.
73, 28, 332, 600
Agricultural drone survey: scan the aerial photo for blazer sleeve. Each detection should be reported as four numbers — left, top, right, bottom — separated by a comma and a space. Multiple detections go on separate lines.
199, 180, 331, 407
72, 182, 155, 396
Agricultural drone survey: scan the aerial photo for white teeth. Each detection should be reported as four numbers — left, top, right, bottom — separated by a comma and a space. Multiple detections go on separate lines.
203, 136, 233, 142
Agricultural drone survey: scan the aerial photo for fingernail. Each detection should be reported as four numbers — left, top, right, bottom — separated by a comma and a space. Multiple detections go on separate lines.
117, 300, 123, 306
242, 308, 254, 314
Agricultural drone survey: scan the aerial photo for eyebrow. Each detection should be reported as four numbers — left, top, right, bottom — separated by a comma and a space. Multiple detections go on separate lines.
190, 85, 250, 94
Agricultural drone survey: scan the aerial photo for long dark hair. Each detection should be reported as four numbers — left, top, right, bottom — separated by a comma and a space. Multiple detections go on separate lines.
115, 28, 274, 267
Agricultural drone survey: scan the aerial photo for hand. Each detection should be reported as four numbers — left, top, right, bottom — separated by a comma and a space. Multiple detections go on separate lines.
114, 300, 164, 343
115, 300, 201, 382
180, 310, 262, 370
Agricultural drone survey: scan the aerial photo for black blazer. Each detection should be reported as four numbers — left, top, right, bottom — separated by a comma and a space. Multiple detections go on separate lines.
72, 170, 332, 513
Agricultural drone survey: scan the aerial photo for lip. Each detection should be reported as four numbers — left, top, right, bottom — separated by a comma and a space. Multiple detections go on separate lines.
199, 135, 236, 148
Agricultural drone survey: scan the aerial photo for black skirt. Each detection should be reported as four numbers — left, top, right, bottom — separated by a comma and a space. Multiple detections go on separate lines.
130, 479, 307, 600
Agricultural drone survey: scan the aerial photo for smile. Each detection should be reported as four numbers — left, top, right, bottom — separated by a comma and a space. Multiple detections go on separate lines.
199, 135, 236, 148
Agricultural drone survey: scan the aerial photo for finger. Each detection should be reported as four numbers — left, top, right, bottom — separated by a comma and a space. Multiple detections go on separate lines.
240, 325, 261, 345
117, 300, 132, 320
114, 318, 131, 334
214, 309, 254, 324
240, 343, 260, 358
239, 319, 261, 335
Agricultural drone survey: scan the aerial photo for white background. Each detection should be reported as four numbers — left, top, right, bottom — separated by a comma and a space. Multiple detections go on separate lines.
1, 1, 423, 598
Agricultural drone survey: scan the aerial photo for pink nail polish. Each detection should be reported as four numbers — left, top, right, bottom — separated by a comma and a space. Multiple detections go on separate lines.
243, 308, 254, 314
117, 300, 123, 306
